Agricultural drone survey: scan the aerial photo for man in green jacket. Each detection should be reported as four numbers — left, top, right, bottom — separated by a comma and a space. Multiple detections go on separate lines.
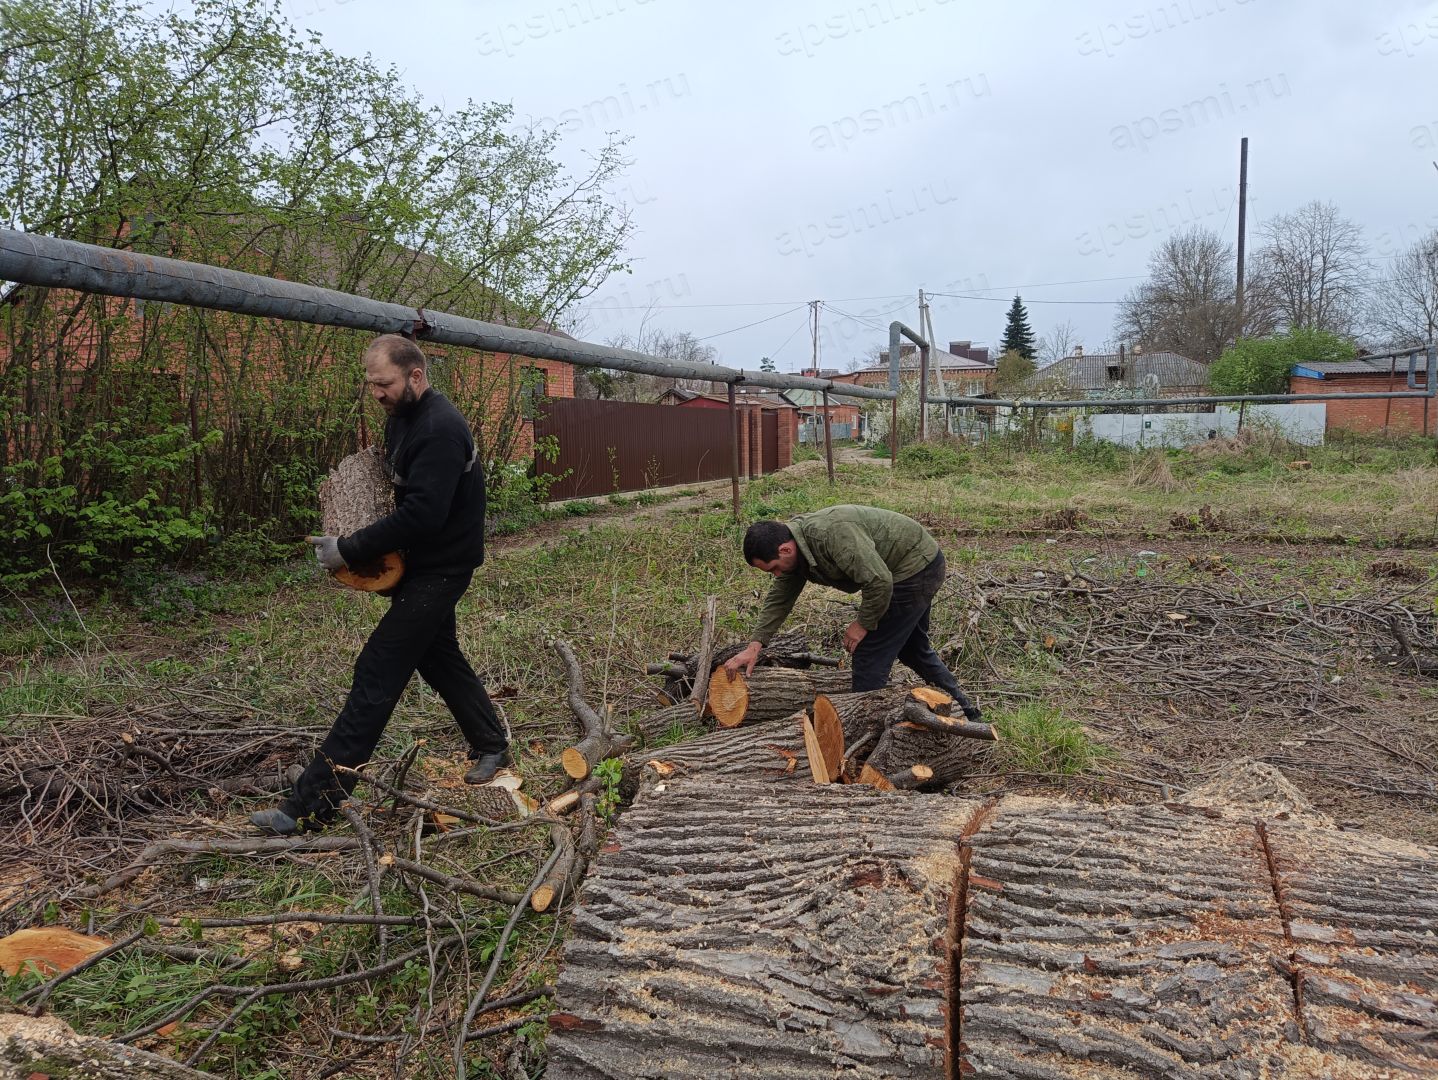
725, 505, 981, 719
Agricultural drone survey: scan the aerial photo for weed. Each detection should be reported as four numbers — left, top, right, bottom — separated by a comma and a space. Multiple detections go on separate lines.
562, 500, 598, 517
593, 757, 623, 820
991, 704, 1111, 776
896, 441, 968, 478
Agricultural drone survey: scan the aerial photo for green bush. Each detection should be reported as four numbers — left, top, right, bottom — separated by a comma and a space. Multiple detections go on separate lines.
1209, 328, 1356, 395
895, 441, 968, 478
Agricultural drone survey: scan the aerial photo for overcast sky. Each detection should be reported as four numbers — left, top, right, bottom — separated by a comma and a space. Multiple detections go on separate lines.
281, 0, 1438, 371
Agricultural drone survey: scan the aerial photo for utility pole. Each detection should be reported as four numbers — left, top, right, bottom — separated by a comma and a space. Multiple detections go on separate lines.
812, 300, 834, 483
1234, 136, 1249, 343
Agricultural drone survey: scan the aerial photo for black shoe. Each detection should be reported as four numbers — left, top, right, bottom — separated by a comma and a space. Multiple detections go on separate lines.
250, 808, 301, 835
464, 749, 514, 786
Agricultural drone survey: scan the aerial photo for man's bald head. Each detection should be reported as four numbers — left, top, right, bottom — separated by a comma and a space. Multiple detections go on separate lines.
365, 333, 427, 375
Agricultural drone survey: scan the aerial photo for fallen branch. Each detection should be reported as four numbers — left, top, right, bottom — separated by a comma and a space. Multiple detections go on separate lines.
554, 639, 635, 779
71, 836, 360, 901
687, 596, 719, 719
340, 802, 388, 964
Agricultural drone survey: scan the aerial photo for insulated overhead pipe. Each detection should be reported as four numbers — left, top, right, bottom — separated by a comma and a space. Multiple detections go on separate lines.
0, 229, 896, 403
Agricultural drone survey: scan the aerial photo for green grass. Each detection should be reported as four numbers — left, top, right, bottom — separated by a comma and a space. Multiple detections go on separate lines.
3, 433, 1434, 1076
990, 704, 1113, 776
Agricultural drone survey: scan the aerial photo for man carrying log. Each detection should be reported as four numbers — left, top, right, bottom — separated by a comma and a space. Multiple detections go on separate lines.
725, 505, 982, 720
250, 334, 510, 835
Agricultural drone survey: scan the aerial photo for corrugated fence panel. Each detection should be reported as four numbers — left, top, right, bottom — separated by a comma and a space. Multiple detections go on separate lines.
535, 399, 734, 501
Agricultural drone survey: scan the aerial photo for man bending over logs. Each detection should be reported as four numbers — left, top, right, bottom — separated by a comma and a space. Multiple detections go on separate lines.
250, 335, 510, 835
725, 505, 982, 720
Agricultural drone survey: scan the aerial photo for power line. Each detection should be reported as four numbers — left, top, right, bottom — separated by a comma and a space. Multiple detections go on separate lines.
695, 304, 808, 341
929, 291, 1122, 306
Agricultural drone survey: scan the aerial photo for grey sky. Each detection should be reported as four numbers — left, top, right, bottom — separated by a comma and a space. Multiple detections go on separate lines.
282, 0, 1438, 371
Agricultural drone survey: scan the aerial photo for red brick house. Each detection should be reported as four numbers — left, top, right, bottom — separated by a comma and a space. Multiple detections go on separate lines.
1289, 358, 1434, 436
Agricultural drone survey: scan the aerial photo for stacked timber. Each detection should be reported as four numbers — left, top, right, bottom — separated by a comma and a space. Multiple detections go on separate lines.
548, 761, 1438, 1078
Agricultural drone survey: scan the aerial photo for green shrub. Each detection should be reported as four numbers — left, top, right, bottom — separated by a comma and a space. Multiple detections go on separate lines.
895, 441, 968, 478
1210, 328, 1356, 395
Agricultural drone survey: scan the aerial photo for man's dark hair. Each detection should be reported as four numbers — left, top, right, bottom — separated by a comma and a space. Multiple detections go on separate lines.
743, 520, 793, 564
367, 333, 428, 375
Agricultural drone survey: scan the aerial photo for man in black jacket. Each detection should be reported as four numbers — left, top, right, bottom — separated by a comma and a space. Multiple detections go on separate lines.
251, 335, 510, 835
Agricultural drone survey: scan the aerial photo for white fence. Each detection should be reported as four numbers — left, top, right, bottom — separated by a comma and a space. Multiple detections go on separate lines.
1074, 403, 1326, 448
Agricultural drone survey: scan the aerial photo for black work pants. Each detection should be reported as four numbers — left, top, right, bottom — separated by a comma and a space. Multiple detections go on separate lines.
282, 570, 505, 824
850, 551, 981, 718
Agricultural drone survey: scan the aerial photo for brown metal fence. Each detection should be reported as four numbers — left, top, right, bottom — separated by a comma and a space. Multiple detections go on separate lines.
535, 399, 734, 500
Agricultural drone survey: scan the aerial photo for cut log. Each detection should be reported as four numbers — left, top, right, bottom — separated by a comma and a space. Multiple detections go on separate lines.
808, 698, 845, 782
2, 1013, 212, 1078
320, 445, 404, 593
546, 778, 980, 1079
799, 712, 831, 784
705, 667, 852, 728
555, 640, 635, 780
816, 689, 994, 790
532, 822, 577, 913
886, 764, 934, 790
545, 791, 581, 816
655, 631, 841, 701
627, 710, 830, 789
856, 762, 896, 791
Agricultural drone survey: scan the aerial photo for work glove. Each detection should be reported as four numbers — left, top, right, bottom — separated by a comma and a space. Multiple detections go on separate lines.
306, 535, 347, 572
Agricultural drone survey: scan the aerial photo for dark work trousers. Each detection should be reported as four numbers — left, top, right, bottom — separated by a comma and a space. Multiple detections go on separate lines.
850, 551, 981, 719
282, 570, 505, 824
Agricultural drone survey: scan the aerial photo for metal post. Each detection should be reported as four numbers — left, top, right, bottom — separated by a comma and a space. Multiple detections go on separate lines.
918, 343, 929, 442
728, 384, 740, 521
822, 389, 835, 484
890, 396, 899, 465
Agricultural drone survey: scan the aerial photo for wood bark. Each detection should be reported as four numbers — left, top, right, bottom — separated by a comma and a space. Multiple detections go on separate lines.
545, 777, 981, 1079
815, 689, 995, 791
320, 446, 403, 592
655, 631, 841, 701
705, 667, 853, 728
2, 1013, 212, 1078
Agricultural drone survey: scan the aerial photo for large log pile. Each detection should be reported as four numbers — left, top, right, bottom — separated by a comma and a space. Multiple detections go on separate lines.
547, 757, 1438, 1078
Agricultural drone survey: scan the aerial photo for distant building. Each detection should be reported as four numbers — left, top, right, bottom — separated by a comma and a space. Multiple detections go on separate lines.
1019, 345, 1208, 400
1289, 357, 1434, 436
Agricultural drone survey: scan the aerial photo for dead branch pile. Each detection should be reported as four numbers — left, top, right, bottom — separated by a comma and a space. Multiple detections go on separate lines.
953, 568, 1438, 801
1, 701, 584, 1077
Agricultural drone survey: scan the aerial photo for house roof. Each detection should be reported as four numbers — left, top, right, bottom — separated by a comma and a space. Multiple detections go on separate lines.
857, 349, 996, 375
1292, 358, 1409, 378
658, 387, 797, 408
783, 388, 862, 408
1020, 350, 1207, 393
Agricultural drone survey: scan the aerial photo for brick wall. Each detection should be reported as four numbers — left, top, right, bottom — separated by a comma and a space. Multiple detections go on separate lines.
1290, 375, 1434, 435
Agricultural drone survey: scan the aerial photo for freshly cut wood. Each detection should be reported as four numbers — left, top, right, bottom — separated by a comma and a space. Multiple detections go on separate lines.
645, 759, 677, 778
815, 689, 995, 790
886, 764, 934, 790
909, 686, 954, 713
705, 667, 852, 728
0, 926, 112, 976
555, 640, 634, 780
799, 712, 830, 784
808, 698, 845, 782
532, 822, 577, 913
856, 763, 896, 791
545, 791, 581, 816
655, 631, 842, 701
319, 446, 404, 593
705, 668, 749, 728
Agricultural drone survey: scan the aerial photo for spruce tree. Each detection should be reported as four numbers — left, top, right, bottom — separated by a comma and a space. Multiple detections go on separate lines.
999, 295, 1037, 360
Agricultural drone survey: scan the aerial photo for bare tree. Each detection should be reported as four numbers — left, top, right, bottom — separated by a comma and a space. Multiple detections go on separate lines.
1251, 200, 1368, 336
1037, 319, 1077, 365
587, 327, 719, 401
1113, 226, 1248, 363
1366, 229, 1438, 349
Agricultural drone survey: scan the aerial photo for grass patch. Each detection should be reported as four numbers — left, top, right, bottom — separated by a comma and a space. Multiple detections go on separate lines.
990, 704, 1112, 776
